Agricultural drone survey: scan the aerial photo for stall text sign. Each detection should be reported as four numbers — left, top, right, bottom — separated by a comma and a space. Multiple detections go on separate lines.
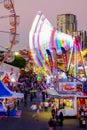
59, 82, 76, 92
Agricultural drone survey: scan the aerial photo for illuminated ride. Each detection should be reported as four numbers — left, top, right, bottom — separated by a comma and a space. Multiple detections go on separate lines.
67, 37, 87, 81
0, 0, 19, 64
29, 11, 74, 75
29, 12, 87, 117
29, 11, 87, 82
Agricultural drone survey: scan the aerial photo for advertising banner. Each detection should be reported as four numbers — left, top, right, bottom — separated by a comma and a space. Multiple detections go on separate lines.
59, 82, 76, 93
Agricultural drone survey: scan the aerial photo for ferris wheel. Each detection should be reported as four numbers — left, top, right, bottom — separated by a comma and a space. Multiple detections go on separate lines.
0, 0, 19, 64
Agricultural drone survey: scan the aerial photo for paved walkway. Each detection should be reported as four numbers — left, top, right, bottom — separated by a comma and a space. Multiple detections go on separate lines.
0, 97, 86, 130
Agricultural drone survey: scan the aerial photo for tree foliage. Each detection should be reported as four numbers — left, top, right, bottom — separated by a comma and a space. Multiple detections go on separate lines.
6, 55, 26, 69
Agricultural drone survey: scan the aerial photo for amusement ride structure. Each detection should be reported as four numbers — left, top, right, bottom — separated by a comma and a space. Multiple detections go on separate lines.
0, 1, 24, 112
67, 36, 87, 81
29, 11, 87, 117
0, 0, 19, 64
29, 11, 73, 75
29, 11, 87, 82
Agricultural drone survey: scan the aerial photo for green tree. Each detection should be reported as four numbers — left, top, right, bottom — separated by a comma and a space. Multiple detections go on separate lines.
6, 55, 26, 69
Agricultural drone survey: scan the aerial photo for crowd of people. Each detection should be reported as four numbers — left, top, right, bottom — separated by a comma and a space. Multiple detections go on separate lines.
1, 98, 19, 117
17, 71, 65, 130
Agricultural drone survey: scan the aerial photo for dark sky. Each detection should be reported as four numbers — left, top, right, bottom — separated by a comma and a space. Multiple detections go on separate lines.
0, 0, 87, 51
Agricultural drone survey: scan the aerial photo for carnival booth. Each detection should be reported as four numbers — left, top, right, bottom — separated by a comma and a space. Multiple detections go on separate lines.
0, 63, 19, 80
0, 80, 24, 117
76, 82, 87, 116
0, 63, 19, 84
59, 94, 77, 116
46, 88, 60, 109
77, 97, 87, 117
58, 82, 77, 116
0, 63, 20, 91
58, 81, 87, 117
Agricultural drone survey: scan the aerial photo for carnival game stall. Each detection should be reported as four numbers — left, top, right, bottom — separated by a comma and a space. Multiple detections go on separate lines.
77, 97, 87, 117
76, 82, 87, 117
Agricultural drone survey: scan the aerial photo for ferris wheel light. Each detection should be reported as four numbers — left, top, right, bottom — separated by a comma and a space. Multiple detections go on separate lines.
10, 33, 19, 44
14, 51, 19, 56
11, 78, 15, 82
0, 0, 19, 64
9, 15, 20, 26
4, 0, 14, 10
81, 51, 83, 54
9, 27, 15, 33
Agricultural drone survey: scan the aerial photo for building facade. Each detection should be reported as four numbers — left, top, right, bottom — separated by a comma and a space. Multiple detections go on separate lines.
57, 14, 87, 50
72, 31, 87, 50
57, 14, 77, 35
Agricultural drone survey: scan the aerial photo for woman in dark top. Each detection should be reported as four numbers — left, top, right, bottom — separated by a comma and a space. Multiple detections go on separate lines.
59, 111, 64, 126
51, 106, 56, 119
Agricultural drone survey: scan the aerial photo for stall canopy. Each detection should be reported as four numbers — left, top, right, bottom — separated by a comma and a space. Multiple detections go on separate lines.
46, 88, 60, 97
0, 80, 24, 99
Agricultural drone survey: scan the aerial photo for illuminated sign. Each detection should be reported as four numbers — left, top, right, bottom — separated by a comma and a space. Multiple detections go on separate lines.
59, 82, 76, 92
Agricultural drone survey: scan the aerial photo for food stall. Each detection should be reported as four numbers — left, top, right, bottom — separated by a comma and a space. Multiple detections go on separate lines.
58, 82, 77, 116
0, 80, 24, 116
59, 94, 77, 116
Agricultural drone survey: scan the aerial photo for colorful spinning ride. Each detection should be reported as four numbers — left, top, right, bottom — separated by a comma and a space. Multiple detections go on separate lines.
29, 11, 73, 75
67, 36, 87, 81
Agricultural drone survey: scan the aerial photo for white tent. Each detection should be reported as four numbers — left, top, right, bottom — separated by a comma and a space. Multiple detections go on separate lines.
46, 88, 60, 97
0, 63, 19, 81
0, 80, 24, 99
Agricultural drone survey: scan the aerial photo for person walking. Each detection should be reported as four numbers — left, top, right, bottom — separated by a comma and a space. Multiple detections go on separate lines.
44, 101, 49, 111
48, 118, 56, 130
7, 105, 11, 116
24, 90, 27, 106
56, 108, 59, 122
51, 106, 56, 119
79, 106, 85, 117
42, 90, 45, 102
59, 111, 64, 126
30, 93, 33, 102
